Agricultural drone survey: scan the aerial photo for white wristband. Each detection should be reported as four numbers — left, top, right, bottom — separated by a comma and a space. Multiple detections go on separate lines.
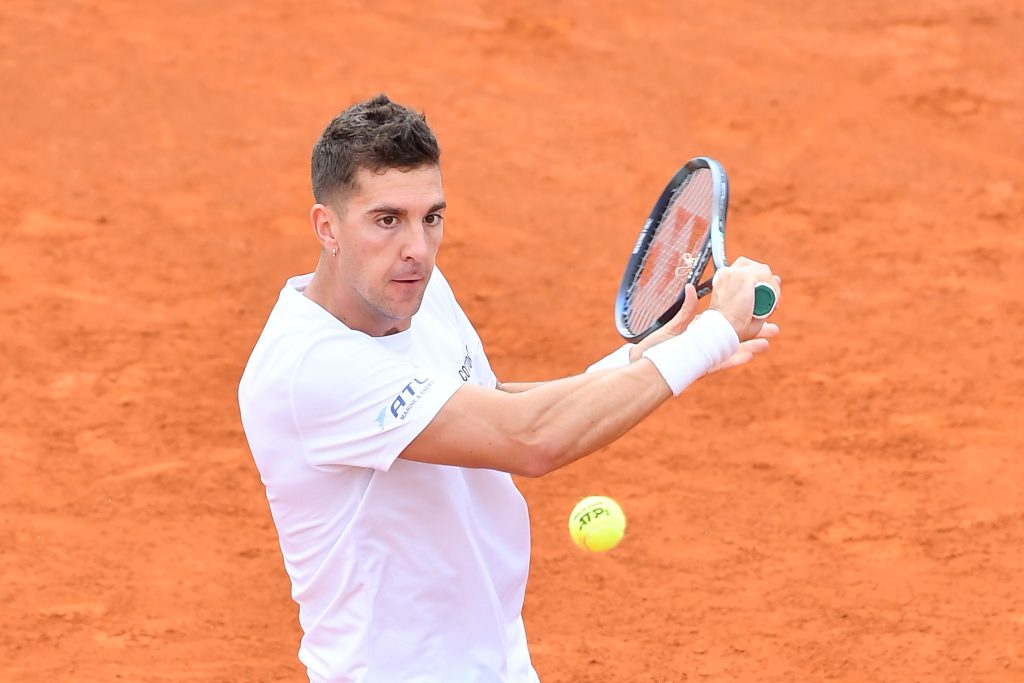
586, 343, 635, 373
641, 311, 739, 395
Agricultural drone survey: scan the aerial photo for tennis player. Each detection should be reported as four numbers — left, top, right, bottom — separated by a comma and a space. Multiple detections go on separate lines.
238, 94, 780, 683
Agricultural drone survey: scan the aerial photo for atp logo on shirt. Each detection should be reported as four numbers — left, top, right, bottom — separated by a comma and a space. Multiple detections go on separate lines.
375, 377, 435, 430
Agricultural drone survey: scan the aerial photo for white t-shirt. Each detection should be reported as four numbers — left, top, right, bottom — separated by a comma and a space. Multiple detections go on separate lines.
238, 269, 539, 683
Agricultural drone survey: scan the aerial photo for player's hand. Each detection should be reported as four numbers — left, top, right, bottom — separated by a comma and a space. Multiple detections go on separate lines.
629, 282, 702, 361
710, 257, 781, 341
707, 321, 779, 374
632, 282, 780, 371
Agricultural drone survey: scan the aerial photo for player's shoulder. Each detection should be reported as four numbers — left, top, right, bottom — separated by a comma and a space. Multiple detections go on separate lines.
256, 278, 348, 345
239, 275, 374, 396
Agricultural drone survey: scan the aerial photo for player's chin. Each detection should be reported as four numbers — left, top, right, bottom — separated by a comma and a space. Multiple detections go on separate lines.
385, 283, 427, 316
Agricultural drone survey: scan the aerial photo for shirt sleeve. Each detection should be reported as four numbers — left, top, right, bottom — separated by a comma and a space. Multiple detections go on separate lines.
289, 333, 464, 472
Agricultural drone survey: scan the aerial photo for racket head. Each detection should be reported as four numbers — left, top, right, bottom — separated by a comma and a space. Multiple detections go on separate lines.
615, 157, 729, 341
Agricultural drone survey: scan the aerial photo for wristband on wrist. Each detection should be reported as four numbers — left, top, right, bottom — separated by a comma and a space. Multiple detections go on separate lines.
640, 310, 739, 395
586, 343, 635, 373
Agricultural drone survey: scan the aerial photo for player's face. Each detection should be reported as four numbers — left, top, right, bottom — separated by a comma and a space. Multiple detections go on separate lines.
333, 165, 445, 334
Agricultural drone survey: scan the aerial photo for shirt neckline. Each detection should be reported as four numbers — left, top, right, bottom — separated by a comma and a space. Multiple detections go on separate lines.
282, 273, 415, 346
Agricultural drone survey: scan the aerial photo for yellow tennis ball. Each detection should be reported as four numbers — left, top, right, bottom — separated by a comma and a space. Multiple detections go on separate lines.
568, 496, 626, 552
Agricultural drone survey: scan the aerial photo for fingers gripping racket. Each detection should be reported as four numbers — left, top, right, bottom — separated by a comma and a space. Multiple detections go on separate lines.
614, 157, 776, 342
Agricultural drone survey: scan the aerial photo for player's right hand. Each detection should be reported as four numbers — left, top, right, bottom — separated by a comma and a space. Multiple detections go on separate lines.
710, 257, 781, 341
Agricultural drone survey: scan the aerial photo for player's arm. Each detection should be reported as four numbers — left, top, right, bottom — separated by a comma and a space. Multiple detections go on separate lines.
493, 275, 780, 395
629, 274, 781, 374
401, 262, 779, 477
403, 360, 672, 477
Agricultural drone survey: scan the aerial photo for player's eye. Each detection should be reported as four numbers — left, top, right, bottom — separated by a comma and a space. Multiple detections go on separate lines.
424, 213, 444, 227
378, 215, 399, 228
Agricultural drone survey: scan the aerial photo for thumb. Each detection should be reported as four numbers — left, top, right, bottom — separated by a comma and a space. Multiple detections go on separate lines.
662, 283, 699, 336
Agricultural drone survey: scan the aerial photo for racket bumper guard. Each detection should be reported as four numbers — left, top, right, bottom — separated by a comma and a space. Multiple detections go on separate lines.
752, 282, 777, 319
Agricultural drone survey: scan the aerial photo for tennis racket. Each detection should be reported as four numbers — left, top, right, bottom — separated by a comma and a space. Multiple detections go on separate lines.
614, 156, 777, 342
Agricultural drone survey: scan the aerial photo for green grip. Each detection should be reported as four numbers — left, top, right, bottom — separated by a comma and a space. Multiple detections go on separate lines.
753, 282, 777, 319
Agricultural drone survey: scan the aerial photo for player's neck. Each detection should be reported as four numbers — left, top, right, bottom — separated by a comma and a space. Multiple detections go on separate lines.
304, 263, 409, 337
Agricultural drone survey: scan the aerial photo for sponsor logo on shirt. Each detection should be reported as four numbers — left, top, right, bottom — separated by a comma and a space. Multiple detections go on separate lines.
458, 345, 473, 382
375, 377, 435, 430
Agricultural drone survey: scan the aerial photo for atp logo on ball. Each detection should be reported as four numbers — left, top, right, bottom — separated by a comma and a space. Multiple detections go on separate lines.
569, 496, 627, 553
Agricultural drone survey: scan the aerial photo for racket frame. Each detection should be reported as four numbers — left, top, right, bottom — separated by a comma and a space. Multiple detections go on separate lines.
615, 157, 729, 342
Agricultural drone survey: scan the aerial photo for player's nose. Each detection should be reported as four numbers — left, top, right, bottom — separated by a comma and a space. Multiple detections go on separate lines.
400, 225, 430, 262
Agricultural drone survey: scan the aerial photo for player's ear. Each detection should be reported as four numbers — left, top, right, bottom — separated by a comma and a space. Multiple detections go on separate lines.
310, 203, 339, 252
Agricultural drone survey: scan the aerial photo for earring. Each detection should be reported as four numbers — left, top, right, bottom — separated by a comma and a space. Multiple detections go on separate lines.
331, 248, 338, 257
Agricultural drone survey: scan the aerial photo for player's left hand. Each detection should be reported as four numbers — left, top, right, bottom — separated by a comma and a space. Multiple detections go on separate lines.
628, 283, 702, 361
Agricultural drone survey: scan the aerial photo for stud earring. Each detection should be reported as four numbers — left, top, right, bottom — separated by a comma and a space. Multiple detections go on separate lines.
332, 248, 338, 257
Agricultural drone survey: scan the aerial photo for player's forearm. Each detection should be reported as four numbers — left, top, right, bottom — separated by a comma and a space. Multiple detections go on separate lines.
403, 314, 738, 476
497, 342, 648, 393
507, 312, 739, 476
497, 346, 639, 394
506, 361, 671, 476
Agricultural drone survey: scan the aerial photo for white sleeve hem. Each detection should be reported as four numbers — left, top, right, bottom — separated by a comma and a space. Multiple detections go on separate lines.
586, 343, 635, 373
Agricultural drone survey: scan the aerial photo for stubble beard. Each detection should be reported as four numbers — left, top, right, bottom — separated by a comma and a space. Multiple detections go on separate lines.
362, 281, 427, 323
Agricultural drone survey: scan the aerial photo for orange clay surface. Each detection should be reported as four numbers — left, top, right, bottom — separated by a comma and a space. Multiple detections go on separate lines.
2, 1, 1023, 680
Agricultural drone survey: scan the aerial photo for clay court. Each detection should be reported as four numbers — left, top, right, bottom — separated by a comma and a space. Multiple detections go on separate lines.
2, 0, 1022, 680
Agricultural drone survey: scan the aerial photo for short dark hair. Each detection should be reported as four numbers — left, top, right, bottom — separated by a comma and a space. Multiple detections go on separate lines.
311, 94, 441, 205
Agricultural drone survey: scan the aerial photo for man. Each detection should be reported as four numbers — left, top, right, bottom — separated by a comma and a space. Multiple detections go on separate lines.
238, 94, 780, 683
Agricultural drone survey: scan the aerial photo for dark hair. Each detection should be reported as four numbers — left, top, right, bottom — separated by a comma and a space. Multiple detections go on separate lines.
311, 93, 441, 205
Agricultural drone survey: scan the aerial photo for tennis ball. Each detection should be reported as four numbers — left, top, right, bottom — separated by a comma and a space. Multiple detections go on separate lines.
568, 496, 626, 552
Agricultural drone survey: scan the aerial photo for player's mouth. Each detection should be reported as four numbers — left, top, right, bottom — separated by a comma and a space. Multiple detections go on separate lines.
390, 276, 425, 291
390, 267, 426, 284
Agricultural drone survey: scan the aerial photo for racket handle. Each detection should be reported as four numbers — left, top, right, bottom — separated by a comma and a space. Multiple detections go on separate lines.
752, 282, 777, 319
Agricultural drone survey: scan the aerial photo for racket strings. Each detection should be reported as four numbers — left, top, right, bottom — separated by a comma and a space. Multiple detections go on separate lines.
625, 169, 713, 334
